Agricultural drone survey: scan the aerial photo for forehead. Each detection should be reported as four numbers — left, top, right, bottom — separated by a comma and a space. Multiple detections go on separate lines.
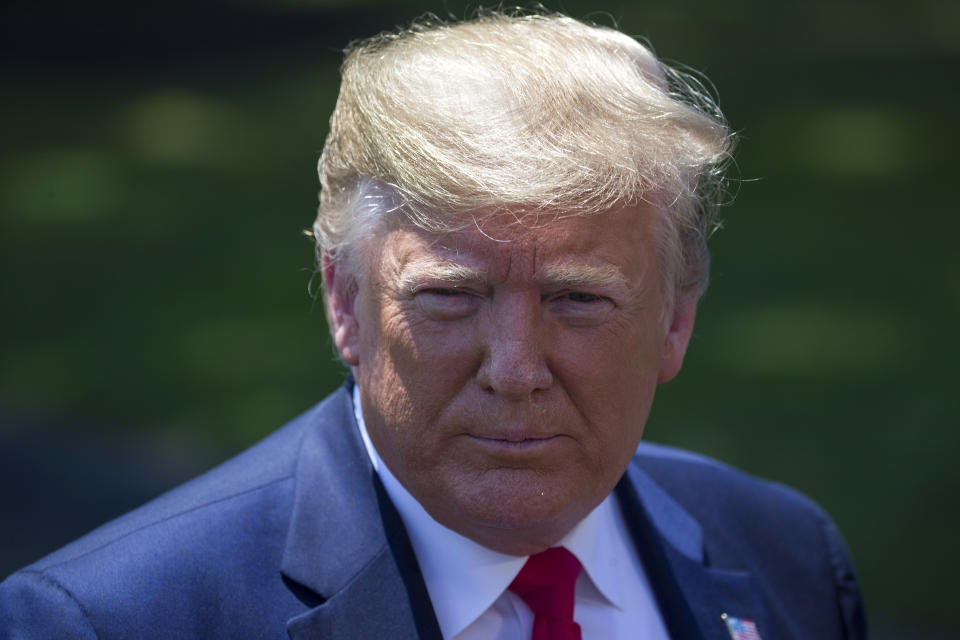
376, 205, 659, 284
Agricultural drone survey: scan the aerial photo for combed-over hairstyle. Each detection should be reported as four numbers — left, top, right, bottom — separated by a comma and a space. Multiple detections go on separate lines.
313, 10, 732, 297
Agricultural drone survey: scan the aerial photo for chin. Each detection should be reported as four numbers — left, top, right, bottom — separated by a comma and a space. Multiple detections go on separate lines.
436, 468, 600, 547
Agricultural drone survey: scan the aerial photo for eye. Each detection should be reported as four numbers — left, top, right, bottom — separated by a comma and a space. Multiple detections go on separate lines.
549, 291, 615, 325
414, 287, 479, 320
564, 291, 603, 303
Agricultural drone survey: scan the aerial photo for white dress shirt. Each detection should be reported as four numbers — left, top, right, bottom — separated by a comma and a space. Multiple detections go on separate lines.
353, 386, 669, 640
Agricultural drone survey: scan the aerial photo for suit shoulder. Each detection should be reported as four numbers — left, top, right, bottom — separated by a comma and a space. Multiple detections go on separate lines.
22, 389, 348, 574
630, 441, 847, 578
633, 440, 827, 521
1, 387, 354, 638
632, 442, 866, 638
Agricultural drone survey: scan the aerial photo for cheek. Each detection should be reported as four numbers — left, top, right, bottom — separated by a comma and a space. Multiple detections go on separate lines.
383, 307, 483, 376
360, 305, 481, 432
555, 314, 665, 385
552, 319, 664, 438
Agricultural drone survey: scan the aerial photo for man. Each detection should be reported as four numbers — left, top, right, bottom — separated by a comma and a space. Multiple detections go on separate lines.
1, 11, 866, 640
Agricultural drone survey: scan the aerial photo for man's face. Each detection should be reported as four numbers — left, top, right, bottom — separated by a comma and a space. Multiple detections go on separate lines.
325, 204, 696, 555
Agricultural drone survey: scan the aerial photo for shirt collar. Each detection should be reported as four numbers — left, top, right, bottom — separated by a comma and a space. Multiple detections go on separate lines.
352, 385, 629, 636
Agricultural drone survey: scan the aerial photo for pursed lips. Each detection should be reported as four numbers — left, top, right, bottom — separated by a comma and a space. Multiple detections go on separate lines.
464, 432, 569, 455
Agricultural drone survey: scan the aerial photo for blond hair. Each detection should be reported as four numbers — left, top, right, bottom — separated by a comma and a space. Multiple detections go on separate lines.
313, 10, 732, 296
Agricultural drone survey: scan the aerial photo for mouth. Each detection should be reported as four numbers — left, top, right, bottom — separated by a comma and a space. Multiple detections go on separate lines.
466, 433, 565, 455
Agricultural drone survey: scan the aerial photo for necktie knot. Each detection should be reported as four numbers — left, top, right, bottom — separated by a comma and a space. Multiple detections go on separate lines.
509, 547, 582, 640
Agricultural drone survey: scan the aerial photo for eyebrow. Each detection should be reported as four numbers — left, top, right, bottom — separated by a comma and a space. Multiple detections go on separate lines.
396, 259, 487, 292
539, 261, 631, 291
397, 258, 632, 293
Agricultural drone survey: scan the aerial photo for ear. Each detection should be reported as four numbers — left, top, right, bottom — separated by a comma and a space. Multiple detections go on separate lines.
658, 290, 698, 384
322, 251, 361, 366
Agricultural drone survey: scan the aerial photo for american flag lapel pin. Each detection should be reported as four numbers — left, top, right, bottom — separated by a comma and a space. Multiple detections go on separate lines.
721, 613, 762, 640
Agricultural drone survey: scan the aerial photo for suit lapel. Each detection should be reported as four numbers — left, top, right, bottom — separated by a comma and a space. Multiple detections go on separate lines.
618, 461, 774, 640
280, 384, 442, 640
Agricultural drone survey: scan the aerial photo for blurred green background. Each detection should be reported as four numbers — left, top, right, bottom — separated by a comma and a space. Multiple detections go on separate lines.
1, 0, 957, 637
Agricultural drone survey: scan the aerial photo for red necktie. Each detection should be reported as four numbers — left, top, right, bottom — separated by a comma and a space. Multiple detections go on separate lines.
508, 547, 583, 640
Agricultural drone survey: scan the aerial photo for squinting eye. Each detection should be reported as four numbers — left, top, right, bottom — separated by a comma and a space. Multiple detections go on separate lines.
565, 292, 603, 303
414, 288, 478, 320
550, 291, 614, 326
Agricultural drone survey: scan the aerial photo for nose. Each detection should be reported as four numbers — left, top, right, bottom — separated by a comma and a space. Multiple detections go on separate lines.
476, 293, 553, 399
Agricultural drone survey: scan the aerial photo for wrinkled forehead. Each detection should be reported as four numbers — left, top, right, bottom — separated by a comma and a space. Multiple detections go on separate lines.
367, 204, 661, 288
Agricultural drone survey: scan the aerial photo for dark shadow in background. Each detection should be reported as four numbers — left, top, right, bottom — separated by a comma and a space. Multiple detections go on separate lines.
0, 406, 224, 576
